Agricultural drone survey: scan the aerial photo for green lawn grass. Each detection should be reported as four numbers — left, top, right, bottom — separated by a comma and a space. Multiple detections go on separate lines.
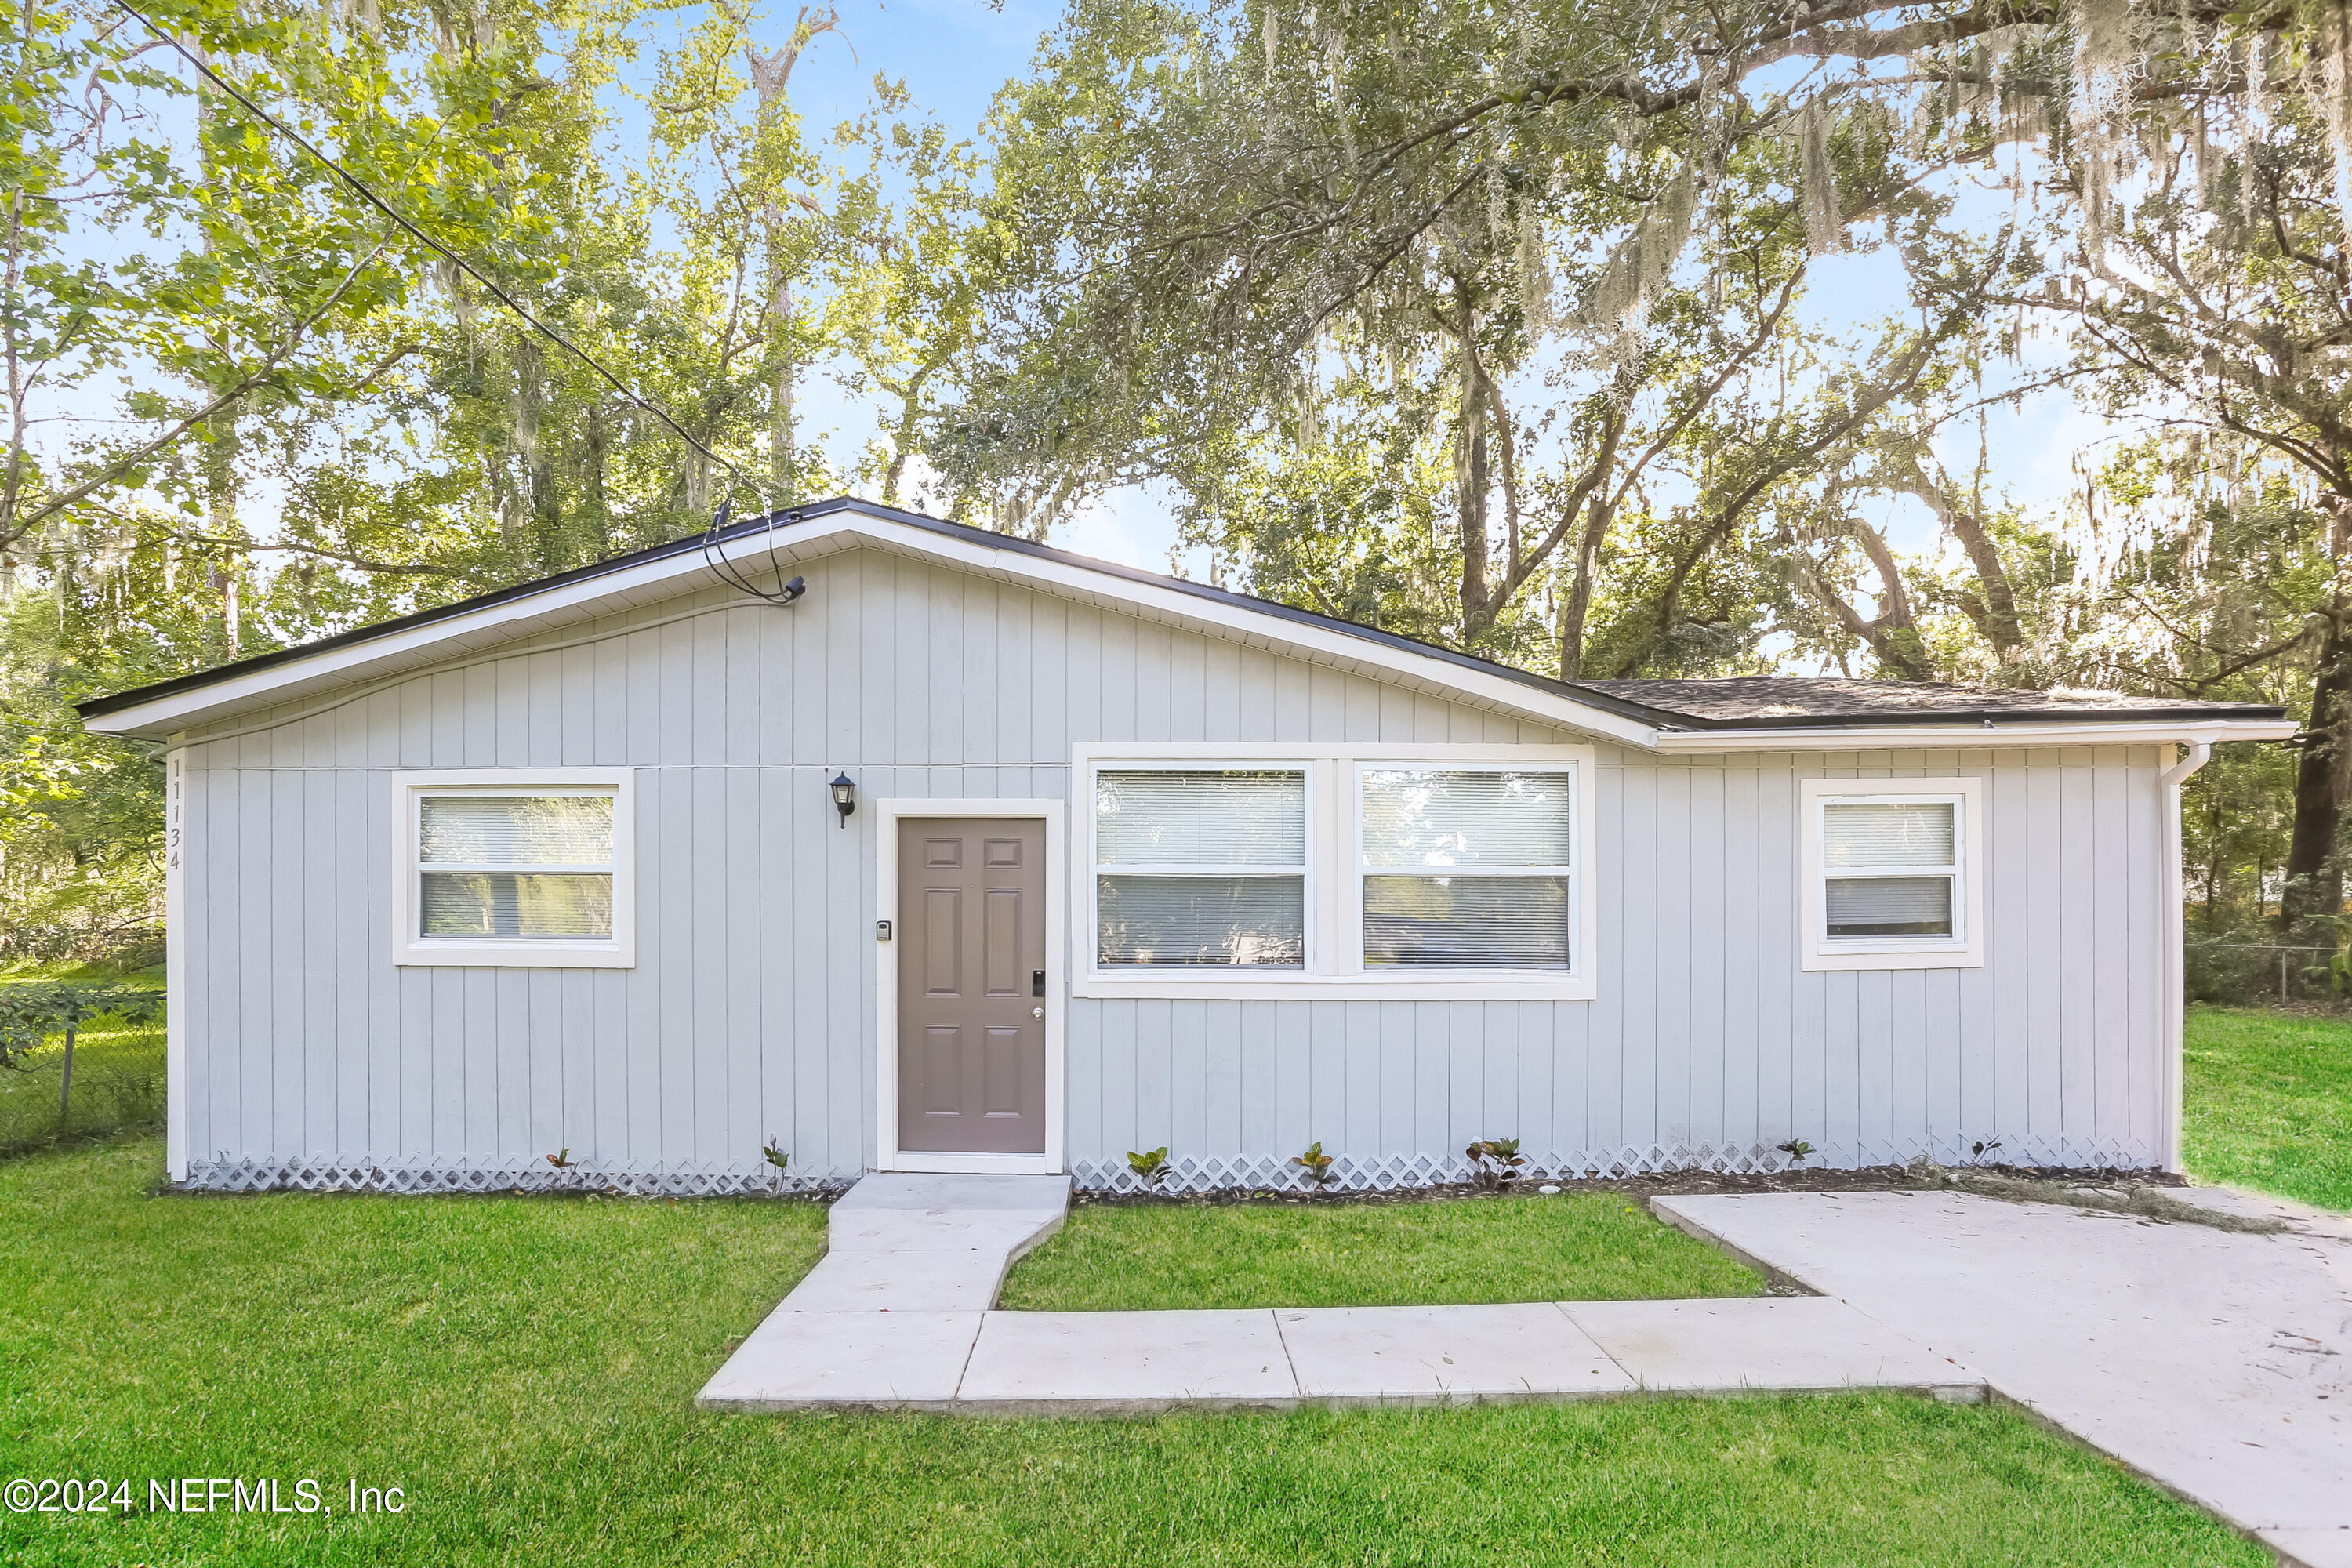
0, 1137, 2263, 1567
2183, 1005, 2352, 1211
1000, 1191, 1764, 1311
0, 961, 166, 1157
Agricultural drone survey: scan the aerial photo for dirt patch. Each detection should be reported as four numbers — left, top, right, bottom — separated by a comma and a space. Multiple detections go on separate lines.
1076, 1161, 2285, 1235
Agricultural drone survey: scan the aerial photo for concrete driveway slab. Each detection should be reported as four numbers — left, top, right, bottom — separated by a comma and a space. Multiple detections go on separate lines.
1656, 1190, 2352, 1561
1276, 1304, 1632, 1405
695, 1308, 981, 1411
1560, 1295, 1983, 1397
960, 1309, 1296, 1413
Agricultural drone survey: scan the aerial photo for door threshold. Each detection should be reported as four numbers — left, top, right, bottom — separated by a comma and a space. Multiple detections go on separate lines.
882, 1152, 1062, 1176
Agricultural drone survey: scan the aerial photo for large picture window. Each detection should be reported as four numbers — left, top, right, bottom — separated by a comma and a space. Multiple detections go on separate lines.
394, 771, 636, 967
1093, 769, 1307, 967
1074, 746, 1597, 999
1359, 769, 1576, 969
1800, 778, 1984, 971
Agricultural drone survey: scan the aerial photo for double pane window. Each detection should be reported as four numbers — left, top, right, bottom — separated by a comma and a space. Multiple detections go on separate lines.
1821, 800, 1958, 940
1094, 770, 1306, 967
1360, 769, 1577, 969
418, 792, 616, 940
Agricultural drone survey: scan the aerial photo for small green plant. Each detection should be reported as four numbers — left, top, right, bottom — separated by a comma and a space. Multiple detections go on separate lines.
1775, 1138, 1816, 1167
1125, 1146, 1171, 1187
1290, 1141, 1336, 1185
1465, 1137, 1526, 1192
545, 1147, 577, 1192
761, 1138, 791, 1192
1969, 1138, 2005, 1167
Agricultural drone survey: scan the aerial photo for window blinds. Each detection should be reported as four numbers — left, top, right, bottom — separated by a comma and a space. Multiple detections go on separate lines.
1359, 771, 1574, 968
1094, 771, 1305, 967
418, 793, 615, 940
419, 795, 614, 868
1822, 800, 1957, 940
1095, 771, 1305, 866
1360, 770, 1574, 866
1822, 802, 1954, 867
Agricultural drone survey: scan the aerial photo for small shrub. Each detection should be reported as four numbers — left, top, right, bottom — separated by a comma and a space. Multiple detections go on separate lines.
1125, 1146, 1171, 1187
1465, 1138, 1526, 1192
1776, 1138, 1816, 1167
1290, 1141, 1335, 1185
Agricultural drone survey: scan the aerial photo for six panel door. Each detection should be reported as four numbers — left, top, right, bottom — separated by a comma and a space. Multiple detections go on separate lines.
896, 817, 1048, 1153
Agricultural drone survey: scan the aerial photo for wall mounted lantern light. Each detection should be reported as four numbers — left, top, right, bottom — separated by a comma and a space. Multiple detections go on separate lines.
830, 773, 857, 828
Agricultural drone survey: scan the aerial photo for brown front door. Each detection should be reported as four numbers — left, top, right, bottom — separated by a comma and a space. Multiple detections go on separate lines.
897, 817, 1048, 1154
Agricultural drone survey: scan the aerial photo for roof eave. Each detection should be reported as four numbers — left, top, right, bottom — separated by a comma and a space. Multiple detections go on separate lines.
1651, 717, 2300, 751
77, 501, 1667, 749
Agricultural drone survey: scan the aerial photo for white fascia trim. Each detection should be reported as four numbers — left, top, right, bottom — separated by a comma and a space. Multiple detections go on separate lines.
874, 797, 1068, 1177
1655, 718, 2299, 752
85, 514, 1663, 749
1070, 742, 1600, 1001
1799, 776, 1985, 973
391, 768, 637, 969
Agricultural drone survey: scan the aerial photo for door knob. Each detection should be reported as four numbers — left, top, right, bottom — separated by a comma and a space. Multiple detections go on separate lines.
1032, 1007, 1044, 1018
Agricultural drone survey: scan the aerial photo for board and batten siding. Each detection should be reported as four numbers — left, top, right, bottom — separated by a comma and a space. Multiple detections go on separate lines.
172, 546, 2171, 1189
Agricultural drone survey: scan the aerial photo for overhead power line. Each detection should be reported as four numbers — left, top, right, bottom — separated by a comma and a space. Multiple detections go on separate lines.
107, 0, 808, 604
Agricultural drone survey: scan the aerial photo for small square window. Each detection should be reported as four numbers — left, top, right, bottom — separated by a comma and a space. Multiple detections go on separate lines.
394, 771, 635, 967
1802, 780, 1983, 971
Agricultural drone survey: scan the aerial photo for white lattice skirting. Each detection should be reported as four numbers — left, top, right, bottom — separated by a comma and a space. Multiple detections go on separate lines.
1067, 1133, 2158, 1196
179, 1155, 854, 1197
182, 1131, 2154, 1197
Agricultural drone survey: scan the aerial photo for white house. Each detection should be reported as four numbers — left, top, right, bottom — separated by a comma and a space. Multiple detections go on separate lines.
79, 498, 2295, 1192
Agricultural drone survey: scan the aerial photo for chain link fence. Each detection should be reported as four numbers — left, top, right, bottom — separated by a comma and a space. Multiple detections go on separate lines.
2184, 935, 2352, 1006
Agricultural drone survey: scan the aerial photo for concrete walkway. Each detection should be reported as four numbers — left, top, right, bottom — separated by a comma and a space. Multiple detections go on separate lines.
1656, 1189, 2352, 1568
697, 1172, 1980, 1414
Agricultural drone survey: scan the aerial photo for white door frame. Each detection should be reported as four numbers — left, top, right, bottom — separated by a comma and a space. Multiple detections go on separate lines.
874, 797, 1068, 1175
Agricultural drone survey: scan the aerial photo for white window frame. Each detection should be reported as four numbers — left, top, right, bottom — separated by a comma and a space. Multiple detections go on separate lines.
1799, 775, 1984, 972
1072, 743, 1598, 1000
392, 768, 637, 968
1350, 760, 1585, 982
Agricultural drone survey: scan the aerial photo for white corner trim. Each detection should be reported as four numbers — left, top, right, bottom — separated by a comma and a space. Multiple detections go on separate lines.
2158, 741, 2210, 1170
1069, 742, 1600, 1001
163, 747, 188, 1181
390, 769, 637, 969
874, 797, 1068, 1177
1655, 717, 2299, 752
1799, 776, 1985, 972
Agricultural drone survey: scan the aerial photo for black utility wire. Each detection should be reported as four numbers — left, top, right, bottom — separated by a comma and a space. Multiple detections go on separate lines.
111, 0, 808, 604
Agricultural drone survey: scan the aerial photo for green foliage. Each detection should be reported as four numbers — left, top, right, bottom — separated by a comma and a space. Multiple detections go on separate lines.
1290, 1139, 1334, 1184
1465, 1136, 1526, 1192
1125, 1145, 1171, 1185
0, 979, 159, 1069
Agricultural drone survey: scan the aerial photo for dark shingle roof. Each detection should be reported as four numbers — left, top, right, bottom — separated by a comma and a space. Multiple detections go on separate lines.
1566, 677, 2286, 730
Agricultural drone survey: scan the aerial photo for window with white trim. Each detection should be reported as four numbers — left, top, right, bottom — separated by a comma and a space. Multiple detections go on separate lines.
1359, 768, 1577, 970
1093, 768, 1307, 967
1074, 746, 1598, 998
1801, 777, 1983, 971
395, 771, 635, 967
